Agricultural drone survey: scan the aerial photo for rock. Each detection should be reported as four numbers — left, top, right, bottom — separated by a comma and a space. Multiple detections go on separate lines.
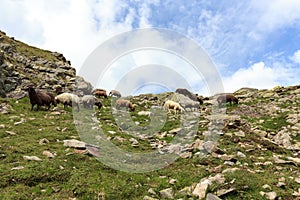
262, 184, 272, 190
292, 188, 300, 197
5, 131, 17, 135
143, 196, 158, 200
234, 130, 245, 137
222, 167, 239, 174
168, 127, 182, 135
43, 150, 55, 158
108, 130, 116, 134
159, 188, 174, 199
192, 179, 210, 199
129, 138, 139, 147
39, 138, 49, 145
206, 193, 222, 200
273, 128, 292, 149
178, 186, 194, 196
11, 166, 24, 170
265, 191, 277, 200
14, 118, 26, 126
63, 139, 86, 149
237, 151, 246, 158
169, 179, 177, 184
148, 188, 156, 195
23, 155, 42, 161
208, 173, 225, 184
138, 111, 152, 117
216, 187, 236, 197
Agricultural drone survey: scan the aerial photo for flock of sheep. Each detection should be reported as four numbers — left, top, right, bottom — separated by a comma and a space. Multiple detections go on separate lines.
26, 86, 239, 113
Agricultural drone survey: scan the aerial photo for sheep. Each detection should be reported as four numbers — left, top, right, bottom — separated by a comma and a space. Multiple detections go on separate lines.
93, 89, 108, 98
217, 93, 238, 107
163, 100, 185, 114
55, 92, 80, 111
45, 92, 57, 107
109, 90, 121, 98
172, 93, 199, 111
27, 87, 54, 111
115, 99, 135, 111
176, 88, 203, 104
82, 95, 102, 110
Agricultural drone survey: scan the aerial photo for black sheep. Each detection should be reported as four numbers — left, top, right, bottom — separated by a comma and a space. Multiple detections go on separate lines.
28, 87, 54, 111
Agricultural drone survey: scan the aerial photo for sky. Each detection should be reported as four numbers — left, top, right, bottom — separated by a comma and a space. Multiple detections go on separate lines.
0, 0, 299, 95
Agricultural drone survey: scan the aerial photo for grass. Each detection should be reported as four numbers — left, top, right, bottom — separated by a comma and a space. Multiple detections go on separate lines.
0, 96, 299, 199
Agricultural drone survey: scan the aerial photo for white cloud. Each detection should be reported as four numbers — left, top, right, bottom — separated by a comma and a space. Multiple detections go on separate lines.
249, 0, 300, 39
291, 50, 300, 64
223, 62, 298, 92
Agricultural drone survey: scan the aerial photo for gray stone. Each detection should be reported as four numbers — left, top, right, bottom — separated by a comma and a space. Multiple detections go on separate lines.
63, 139, 86, 149
192, 179, 211, 199
206, 193, 222, 200
265, 191, 277, 200
159, 188, 174, 199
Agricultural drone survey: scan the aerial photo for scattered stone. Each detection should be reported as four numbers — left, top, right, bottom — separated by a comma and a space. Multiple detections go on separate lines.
262, 184, 272, 190
292, 188, 300, 197
23, 155, 42, 161
11, 166, 24, 170
222, 167, 239, 174
0, 124, 5, 128
265, 191, 277, 200
43, 150, 55, 158
39, 138, 49, 145
237, 151, 246, 158
14, 118, 25, 126
234, 130, 245, 137
5, 131, 17, 135
192, 179, 210, 199
206, 193, 222, 200
159, 188, 174, 199
148, 188, 156, 195
178, 186, 194, 196
143, 196, 158, 200
169, 178, 177, 184
108, 130, 116, 134
216, 187, 236, 197
63, 139, 86, 149
129, 138, 139, 147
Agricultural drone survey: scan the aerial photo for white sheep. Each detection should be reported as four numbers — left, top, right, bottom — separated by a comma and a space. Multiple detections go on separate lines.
55, 92, 80, 111
163, 100, 185, 114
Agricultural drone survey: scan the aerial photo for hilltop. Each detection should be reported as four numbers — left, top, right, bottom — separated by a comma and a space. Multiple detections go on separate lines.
0, 30, 92, 99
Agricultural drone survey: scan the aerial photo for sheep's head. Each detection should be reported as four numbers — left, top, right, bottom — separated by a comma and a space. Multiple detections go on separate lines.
54, 97, 60, 104
130, 104, 136, 111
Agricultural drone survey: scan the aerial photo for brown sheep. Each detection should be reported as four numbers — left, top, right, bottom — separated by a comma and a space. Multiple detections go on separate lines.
217, 94, 238, 107
109, 90, 121, 98
93, 89, 108, 98
115, 99, 135, 111
28, 87, 54, 111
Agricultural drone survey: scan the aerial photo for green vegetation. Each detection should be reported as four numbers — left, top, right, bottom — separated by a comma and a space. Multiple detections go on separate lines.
0, 95, 299, 199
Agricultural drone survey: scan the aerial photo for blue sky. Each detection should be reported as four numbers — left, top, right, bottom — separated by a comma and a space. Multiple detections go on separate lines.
0, 0, 299, 95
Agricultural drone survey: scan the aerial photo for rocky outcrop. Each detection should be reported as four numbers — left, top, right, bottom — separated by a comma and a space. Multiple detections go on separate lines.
0, 30, 92, 99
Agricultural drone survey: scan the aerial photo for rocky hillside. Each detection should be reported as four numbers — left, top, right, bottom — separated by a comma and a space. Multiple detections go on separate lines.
0, 83, 299, 199
0, 30, 299, 199
0, 30, 92, 99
